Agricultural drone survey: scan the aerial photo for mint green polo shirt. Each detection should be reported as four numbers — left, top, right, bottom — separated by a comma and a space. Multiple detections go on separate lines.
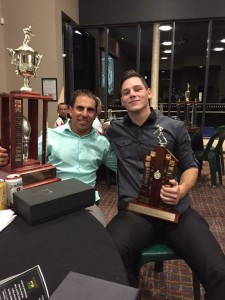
38, 121, 117, 201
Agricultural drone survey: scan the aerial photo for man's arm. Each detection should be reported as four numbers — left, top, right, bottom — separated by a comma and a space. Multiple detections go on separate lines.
0, 147, 9, 167
160, 167, 199, 205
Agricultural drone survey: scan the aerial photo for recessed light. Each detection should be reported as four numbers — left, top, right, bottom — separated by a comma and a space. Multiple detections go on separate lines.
161, 57, 168, 60
220, 39, 225, 43
164, 50, 171, 53
213, 47, 224, 51
74, 30, 82, 35
162, 41, 172, 46
159, 25, 172, 31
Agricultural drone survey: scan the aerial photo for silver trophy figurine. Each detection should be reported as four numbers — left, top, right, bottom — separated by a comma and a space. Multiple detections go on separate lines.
185, 83, 191, 101
22, 116, 31, 161
7, 26, 43, 92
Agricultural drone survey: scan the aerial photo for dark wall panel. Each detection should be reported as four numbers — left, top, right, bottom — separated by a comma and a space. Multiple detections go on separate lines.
79, 0, 225, 25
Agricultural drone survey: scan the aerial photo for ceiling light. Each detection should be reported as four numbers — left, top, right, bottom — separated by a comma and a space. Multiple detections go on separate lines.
162, 41, 172, 46
161, 57, 168, 60
74, 30, 82, 35
159, 25, 172, 31
164, 50, 171, 53
220, 39, 225, 43
213, 47, 224, 51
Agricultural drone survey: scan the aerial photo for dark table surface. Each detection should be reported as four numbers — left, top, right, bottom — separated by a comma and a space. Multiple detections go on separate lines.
0, 210, 129, 295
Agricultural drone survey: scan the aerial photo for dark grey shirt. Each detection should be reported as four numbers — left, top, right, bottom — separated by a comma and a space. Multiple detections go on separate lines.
106, 108, 199, 213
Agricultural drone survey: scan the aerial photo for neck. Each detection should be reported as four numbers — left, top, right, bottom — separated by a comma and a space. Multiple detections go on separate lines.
128, 107, 151, 126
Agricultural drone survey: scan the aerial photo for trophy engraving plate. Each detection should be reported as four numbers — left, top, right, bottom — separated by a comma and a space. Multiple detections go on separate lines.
126, 125, 179, 223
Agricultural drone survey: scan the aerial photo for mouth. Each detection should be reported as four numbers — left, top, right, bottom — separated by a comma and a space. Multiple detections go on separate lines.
129, 99, 139, 105
78, 119, 89, 125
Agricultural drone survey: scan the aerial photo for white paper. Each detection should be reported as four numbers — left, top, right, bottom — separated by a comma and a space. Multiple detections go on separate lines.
0, 209, 17, 232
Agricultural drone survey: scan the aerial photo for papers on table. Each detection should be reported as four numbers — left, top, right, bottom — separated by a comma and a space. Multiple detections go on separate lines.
0, 209, 16, 232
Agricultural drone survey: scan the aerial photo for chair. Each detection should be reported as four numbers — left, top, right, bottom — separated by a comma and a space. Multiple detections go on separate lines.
138, 241, 201, 300
194, 125, 225, 187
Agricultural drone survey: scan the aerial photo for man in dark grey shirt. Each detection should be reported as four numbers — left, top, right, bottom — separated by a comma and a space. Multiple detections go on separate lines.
106, 70, 225, 299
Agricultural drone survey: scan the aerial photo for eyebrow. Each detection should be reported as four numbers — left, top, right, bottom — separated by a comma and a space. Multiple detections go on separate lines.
122, 84, 143, 93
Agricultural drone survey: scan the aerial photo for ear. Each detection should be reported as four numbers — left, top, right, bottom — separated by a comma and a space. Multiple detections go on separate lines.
147, 88, 152, 100
68, 106, 73, 117
120, 96, 124, 107
97, 104, 102, 116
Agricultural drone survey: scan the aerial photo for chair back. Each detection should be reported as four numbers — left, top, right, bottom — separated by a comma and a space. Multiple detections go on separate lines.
213, 125, 225, 155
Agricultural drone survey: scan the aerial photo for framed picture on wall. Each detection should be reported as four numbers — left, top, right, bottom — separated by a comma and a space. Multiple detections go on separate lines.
42, 78, 58, 100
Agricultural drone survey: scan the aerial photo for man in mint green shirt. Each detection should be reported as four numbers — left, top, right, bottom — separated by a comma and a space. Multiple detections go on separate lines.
38, 89, 116, 226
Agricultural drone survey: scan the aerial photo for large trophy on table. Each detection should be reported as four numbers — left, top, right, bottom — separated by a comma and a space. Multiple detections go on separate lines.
0, 26, 60, 189
126, 125, 179, 223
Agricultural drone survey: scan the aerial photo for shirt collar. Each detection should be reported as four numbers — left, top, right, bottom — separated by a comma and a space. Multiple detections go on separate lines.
123, 107, 157, 126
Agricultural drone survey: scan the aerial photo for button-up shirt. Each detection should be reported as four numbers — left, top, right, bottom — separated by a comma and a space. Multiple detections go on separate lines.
106, 108, 199, 213
38, 121, 117, 201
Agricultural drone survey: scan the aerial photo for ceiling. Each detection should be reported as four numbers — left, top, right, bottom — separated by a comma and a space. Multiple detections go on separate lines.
107, 20, 225, 63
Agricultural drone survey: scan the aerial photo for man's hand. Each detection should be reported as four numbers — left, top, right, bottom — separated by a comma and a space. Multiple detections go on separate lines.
160, 179, 184, 205
160, 168, 199, 206
0, 147, 9, 167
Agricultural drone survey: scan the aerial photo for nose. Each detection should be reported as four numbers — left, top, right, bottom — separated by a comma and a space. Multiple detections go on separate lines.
130, 89, 136, 97
81, 108, 88, 117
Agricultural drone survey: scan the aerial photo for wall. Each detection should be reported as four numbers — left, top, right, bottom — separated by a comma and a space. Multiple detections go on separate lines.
79, 0, 225, 25
0, 0, 79, 128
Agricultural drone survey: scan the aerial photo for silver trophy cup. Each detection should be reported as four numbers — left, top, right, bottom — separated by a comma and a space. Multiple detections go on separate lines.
7, 26, 43, 92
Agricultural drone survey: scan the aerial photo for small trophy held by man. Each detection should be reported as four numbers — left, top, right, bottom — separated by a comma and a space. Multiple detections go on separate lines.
126, 125, 179, 223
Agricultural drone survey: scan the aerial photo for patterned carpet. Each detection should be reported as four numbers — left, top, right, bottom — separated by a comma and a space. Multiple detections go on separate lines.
97, 162, 225, 299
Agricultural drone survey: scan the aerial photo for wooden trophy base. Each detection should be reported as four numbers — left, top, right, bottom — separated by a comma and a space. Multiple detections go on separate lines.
0, 160, 61, 190
126, 200, 179, 223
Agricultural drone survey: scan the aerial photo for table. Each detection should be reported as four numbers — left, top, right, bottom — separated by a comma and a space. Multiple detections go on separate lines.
0, 210, 129, 295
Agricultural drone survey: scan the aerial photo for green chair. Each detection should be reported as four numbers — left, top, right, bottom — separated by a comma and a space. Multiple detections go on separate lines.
138, 241, 201, 300
194, 125, 225, 187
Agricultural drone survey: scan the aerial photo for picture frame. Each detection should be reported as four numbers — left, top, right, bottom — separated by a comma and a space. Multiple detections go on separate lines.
42, 78, 58, 100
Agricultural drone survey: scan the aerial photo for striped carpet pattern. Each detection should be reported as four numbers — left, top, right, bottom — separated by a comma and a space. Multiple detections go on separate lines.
97, 162, 225, 299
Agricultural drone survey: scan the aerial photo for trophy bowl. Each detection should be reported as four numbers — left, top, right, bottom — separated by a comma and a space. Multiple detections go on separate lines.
7, 26, 42, 92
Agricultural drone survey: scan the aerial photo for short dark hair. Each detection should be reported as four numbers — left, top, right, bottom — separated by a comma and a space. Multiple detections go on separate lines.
70, 89, 98, 111
57, 103, 68, 109
120, 70, 149, 90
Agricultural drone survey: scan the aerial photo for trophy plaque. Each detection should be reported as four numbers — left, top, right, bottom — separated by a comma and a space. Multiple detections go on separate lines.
126, 125, 179, 223
0, 26, 60, 189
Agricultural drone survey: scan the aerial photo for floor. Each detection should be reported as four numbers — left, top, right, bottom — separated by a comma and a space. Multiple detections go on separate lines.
97, 162, 225, 300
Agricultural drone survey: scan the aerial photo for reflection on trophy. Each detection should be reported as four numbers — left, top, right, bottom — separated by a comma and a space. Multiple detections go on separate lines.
126, 125, 179, 223
22, 117, 31, 161
7, 26, 43, 92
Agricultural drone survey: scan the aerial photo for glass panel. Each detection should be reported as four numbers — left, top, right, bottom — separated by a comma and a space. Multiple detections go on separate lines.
169, 22, 208, 126
210, 20, 225, 103
159, 23, 173, 103
108, 26, 137, 103
207, 19, 225, 127
139, 24, 153, 85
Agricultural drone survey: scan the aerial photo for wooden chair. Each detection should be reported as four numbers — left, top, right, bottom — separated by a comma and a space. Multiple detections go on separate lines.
138, 241, 201, 300
194, 125, 225, 186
